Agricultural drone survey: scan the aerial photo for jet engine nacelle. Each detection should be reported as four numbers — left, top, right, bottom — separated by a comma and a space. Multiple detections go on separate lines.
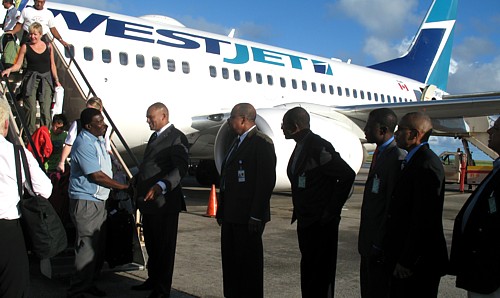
214, 108, 363, 191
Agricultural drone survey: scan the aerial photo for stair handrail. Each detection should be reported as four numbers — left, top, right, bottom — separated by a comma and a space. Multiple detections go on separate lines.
52, 42, 141, 170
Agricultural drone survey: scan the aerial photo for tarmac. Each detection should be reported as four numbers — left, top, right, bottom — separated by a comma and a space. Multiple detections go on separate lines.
30, 165, 470, 297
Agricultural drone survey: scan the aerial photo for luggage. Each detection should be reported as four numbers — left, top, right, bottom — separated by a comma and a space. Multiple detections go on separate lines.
14, 146, 68, 259
105, 206, 134, 268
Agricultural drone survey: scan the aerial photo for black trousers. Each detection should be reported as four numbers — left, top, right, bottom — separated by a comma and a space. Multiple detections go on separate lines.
360, 255, 390, 298
0, 218, 29, 298
221, 222, 264, 298
297, 218, 339, 298
142, 212, 180, 296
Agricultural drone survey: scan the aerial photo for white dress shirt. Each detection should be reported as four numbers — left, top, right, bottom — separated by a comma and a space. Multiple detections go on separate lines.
0, 135, 52, 220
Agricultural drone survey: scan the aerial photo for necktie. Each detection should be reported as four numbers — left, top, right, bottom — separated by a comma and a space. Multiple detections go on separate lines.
148, 132, 158, 145
225, 137, 240, 162
401, 159, 407, 170
370, 147, 379, 171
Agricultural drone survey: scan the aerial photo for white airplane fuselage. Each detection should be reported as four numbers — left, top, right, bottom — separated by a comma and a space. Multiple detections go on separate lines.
3, 2, 455, 190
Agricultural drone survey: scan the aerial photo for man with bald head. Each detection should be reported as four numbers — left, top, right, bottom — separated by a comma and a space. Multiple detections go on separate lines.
131, 102, 189, 298
385, 112, 448, 297
282, 106, 355, 297
217, 103, 276, 298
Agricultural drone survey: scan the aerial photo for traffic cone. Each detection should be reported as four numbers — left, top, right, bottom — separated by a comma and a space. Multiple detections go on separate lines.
205, 184, 218, 217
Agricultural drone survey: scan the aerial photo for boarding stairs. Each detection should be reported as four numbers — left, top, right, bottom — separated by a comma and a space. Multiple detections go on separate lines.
0, 37, 145, 278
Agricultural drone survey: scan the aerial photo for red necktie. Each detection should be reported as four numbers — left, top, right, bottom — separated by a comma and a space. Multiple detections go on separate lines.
370, 147, 379, 171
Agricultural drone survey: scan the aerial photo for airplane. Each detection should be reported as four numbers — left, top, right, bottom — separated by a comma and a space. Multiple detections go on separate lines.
3, 0, 500, 190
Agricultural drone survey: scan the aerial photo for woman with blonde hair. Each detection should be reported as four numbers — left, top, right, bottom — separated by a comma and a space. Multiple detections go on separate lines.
1, 22, 61, 134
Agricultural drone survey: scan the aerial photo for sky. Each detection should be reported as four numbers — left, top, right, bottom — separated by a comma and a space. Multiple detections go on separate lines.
51, 0, 499, 159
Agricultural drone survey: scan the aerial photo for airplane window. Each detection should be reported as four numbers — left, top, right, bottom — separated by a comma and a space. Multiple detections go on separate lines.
393, 96, 397, 103
209, 66, 216, 78
83, 47, 93, 61
152, 57, 161, 70
256, 73, 262, 84
119, 52, 128, 66
245, 71, 252, 82
367, 92, 372, 101
345, 88, 350, 97
65, 45, 75, 59
320, 84, 326, 93
374, 93, 378, 102
222, 68, 229, 79
302, 80, 307, 91
182, 62, 190, 74
234, 70, 241, 81
353, 89, 358, 98
291, 79, 297, 89
136, 54, 145, 68
267, 75, 273, 85
360, 90, 365, 99
329, 85, 334, 95
102, 49, 111, 63
381, 94, 385, 102
337, 86, 342, 96
311, 82, 317, 92
280, 77, 286, 88
399, 97, 403, 102
167, 59, 175, 72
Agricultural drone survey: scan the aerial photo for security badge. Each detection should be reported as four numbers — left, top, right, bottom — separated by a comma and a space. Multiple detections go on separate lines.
371, 175, 380, 194
488, 192, 497, 214
298, 174, 306, 188
238, 160, 245, 182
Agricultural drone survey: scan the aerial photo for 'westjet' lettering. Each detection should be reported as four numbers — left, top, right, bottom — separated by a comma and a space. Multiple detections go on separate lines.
50, 8, 332, 75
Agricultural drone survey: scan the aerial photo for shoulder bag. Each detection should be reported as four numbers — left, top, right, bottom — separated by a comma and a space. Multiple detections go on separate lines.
14, 145, 67, 259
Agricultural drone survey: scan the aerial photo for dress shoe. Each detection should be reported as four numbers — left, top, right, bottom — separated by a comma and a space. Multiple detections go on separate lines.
147, 290, 169, 298
130, 280, 154, 291
84, 286, 106, 297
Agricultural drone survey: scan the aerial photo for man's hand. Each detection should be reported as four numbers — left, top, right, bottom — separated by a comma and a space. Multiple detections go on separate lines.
248, 218, 263, 234
144, 184, 161, 201
393, 263, 413, 279
217, 218, 223, 226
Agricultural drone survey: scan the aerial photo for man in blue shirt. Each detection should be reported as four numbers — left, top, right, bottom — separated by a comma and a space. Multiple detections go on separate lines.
67, 108, 129, 298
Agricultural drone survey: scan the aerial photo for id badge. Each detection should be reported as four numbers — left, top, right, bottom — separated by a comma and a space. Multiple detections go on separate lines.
371, 175, 380, 194
298, 175, 306, 188
238, 169, 246, 182
489, 195, 497, 214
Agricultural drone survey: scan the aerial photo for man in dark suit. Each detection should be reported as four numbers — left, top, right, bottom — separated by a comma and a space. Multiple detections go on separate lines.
131, 102, 189, 298
282, 107, 355, 297
216, 103, 276, 298
449, 117, 500, 297
385, 112, 448, 298
358, 108, 406, 298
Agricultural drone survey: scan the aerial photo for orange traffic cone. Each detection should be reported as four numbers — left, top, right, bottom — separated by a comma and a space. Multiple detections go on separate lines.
205, 184, 218, 217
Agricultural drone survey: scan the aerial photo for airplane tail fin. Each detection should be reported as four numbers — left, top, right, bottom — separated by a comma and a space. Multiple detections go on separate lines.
368, 0, 458, 91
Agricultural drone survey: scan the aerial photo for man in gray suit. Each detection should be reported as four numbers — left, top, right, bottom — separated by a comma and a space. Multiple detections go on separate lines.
358, 108, 406, 297
131, 102, 189, 298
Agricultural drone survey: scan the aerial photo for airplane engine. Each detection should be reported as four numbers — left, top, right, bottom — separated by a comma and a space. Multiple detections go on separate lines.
214, 108, 364, 191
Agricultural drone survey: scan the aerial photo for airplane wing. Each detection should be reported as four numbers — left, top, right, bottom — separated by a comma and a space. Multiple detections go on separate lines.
335, 91, 500, 136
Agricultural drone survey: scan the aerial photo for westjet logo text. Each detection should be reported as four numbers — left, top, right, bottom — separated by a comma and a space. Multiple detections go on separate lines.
50, 9, 333, 76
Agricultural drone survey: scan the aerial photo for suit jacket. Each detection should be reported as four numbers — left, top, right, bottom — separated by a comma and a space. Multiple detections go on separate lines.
136, 125, 189, 215
385, 144, 448, 275
216, 128, 276, 224
449, 166, 500, 294
287, 131, 355, 228
358, 140, 406, 256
